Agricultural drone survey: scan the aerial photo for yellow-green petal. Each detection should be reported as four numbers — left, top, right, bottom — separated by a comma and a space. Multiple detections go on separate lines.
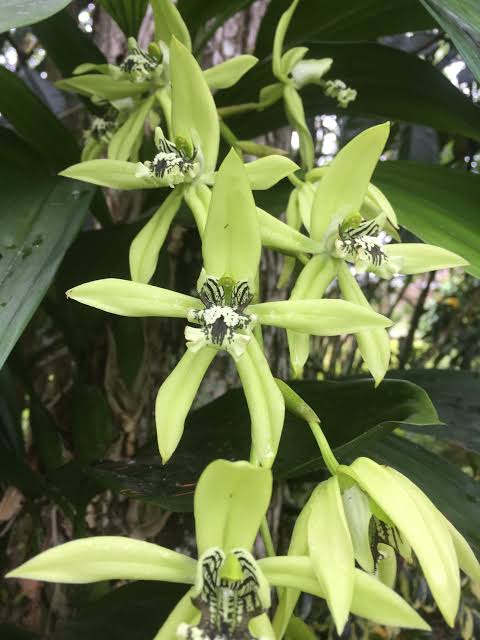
171, 37, 219, 173
235, 338, 285, 468
310, 122, 390, 243
202, 149, 261, 287
341, 458, 460, 626
184, 182, 211, 235
284, 85, 314, 170
244, 156, 299, 190
155, 348, 216, 464
67, 278, 201, 317
194, 460, 272, 554
7, 536, 196, 584
204, 55, 258, 90
56, 75, 148, 100
130, 187, 184, 283
152, 0, 192, 50
337, 260, 390, 386
272, 0, 300, 80
342, 485, 374, 574
308, 478, 355, 634
257, 207, 322, 256
251, 298, 392, 335
60, 160, 151, 190
385, 243, 468, 275
108, 95, 155, 161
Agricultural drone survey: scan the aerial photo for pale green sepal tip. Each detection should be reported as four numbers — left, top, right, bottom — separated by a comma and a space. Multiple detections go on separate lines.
130, 187, 184, 283
194, 459, 272, 554
244, 155, 299, 190
152, 0, 192, 51
203, 55, 258, 90
385, 243, 469, 275
337, 261, 390, 386
203, 149, 261, 287
155, 348, 216, 464
342, 485, 375, 574
7, 536, 196, 584
66, 278, 201, 318
307, 478, 355, 635
170, 37, 219, 174
310, 122, 390, 243
60, 160, 148, 190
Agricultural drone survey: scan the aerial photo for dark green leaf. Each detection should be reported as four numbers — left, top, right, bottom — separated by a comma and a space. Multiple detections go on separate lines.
0, 624, 38, 640
90, 378, 440, 511
177, 0, 255, 43
220, 42, 480, 142
373, 160, 480, 278
255, 0, 435, 58
0, 67, 78, 170
421, 0, 480, 84
30, 399, 64, 470
360, 433, 480, 552
388, 369, 480, 455
34, 10, 106, 78
0, 129, 94, 370
53, 581, 188, 640
99, 0, 149, 38
0, 0, 70, 31
72, 385, 115, 464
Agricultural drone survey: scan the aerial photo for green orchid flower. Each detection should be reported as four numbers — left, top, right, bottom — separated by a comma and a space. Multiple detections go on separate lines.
8, 459, 431, 640
259, 0, 356, 170
60, 37, 304, 285
66, 150, 392, 466
286, 122, 468, 383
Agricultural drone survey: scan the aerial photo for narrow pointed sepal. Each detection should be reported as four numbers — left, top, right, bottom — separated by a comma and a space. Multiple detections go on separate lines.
308, 478, 355, 635
203, 55, 258, 90
155, 348, 216, 464
152, 0, 192, 50
257, 207, 322, 256
130, 187, 184, 283
235, 338, 285, 468
385, 243, 468, 275
7, 536, 196, 584
194, 460, 272, 554
67, 278, 202, 318
337, 261, 390, 385
60, 160, 151, 190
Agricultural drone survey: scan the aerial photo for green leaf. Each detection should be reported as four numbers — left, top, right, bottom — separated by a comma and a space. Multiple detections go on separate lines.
34, 10, 105, 78
52, 582, 188, 640
0, 67, 78, 170
220, 42, 480, 142
389, 369, 480, 455
176, 0, 256, 44
89, 378, 440, 510
255, 0, 434, 58
72, 385, 115, 464
0, 0, 70, 30
194, 459, 272, 554
421, 0, 480, 84
99, 0, 148, 38
373, 161, 480, 278
359, 433, 480, 553
0, 130, 94, 371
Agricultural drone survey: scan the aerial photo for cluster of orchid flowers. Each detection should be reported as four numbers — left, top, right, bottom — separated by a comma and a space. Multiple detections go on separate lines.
8, 1, 479, 639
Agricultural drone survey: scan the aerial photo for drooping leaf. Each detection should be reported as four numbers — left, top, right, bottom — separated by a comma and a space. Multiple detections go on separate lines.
0, 129, 94, 370
0, 67, 78, 170
255, 0, 434, 58
52, 581, 188, 640
89, 378, 440, 510
389, 369, 480, 455
421, 0, 480, 84
373, 161, 480, 278
0, 0, 71, 31
220, 42, 480, 142
71, 385, 115, 464
98, 0, 149, 37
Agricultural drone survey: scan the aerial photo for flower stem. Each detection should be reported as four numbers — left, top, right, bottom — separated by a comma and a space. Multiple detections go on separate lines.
217, 102, 259, 118
219, 119, 243, 159
260, 517, 276, 557
308, 420, 340, 475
